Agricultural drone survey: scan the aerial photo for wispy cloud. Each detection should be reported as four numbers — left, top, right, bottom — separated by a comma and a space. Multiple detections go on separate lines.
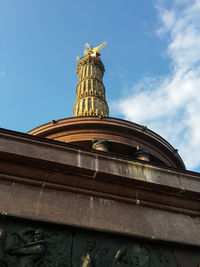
0, 71, 5, 77
113, 0, 200, 170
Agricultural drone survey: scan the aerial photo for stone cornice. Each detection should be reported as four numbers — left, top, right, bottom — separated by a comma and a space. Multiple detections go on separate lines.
0, 128, 200, 246
0, 128, 199, 211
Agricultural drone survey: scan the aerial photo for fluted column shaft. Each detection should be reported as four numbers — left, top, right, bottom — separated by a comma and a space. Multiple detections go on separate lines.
73, 55, 109, 117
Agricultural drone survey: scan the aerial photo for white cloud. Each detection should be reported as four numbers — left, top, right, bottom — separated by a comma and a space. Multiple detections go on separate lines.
113, 0, 200, 170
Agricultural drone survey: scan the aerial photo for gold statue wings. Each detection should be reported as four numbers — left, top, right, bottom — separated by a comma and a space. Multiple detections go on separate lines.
84, 42, 106, 57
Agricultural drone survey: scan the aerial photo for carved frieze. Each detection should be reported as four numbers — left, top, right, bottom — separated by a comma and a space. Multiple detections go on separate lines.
0, 217, 184, 267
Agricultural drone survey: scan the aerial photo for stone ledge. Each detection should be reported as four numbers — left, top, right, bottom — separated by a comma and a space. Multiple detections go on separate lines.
0, 128, 200, 246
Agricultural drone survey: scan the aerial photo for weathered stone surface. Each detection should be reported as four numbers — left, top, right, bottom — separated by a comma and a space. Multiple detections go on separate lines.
0, 216, 199, 267
0, 129, 199, 248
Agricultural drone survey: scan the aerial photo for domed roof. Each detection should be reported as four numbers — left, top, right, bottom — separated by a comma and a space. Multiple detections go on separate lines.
28, 116, 185, 169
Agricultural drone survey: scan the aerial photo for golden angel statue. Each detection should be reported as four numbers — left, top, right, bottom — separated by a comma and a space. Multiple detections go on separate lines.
84, 42, 106, 57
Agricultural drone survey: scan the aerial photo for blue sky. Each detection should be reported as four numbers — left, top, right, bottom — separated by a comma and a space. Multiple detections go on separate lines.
1, 0, 200, 172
